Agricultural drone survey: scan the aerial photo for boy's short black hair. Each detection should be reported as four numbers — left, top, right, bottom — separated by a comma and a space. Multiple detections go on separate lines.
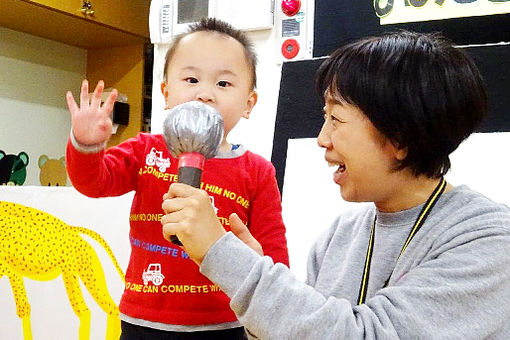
316, 31, 487, 178
163, 17, 257, 89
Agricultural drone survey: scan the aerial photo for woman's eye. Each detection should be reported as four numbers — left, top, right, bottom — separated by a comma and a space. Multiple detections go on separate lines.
331, 114, 345, 123
323, 113, 338, 122
217, 81, 230, 87
185, 77, 198, 83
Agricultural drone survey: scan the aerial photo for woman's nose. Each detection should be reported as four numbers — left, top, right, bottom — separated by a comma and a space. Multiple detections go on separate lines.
317, 122, 331, 149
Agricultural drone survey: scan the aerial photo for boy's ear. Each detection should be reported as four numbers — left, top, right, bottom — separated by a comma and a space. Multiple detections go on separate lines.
161, 82, 169, 97
161, 82, 170, 109
242, 91, 258, 119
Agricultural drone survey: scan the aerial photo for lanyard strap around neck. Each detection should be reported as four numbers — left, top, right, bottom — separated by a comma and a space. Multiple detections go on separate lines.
357, 177, 447, 305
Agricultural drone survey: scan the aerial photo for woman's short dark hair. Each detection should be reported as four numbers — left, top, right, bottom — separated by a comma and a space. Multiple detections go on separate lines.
163, 17, 257, 89
316, 31, 487, 178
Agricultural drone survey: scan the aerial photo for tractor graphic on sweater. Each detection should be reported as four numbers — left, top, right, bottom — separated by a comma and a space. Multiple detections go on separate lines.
145, 148, 170, 172
142, 263, 164, 286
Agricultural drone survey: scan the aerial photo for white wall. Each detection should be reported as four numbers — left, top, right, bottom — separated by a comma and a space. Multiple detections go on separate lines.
0, 27, 87, 186
282, 133, 510, 280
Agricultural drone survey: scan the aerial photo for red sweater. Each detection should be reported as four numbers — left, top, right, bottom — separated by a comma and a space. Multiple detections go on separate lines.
66, 133, 289, 327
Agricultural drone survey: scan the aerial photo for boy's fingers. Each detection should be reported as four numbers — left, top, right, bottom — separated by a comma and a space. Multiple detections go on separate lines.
79, 79, 89, 108
65, 91, 79, 116
91, 80, 104, 109
102, 88, 118, 115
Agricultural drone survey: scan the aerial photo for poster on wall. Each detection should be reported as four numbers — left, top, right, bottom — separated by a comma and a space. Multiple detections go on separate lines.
313, 0, 510, 56
0, 201, 124, 339
377, 0, 510, 24
0, 188, 132, 339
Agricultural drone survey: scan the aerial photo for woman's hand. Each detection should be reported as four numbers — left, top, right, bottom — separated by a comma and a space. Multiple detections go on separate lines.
229, 213, 263, 256
162, 183, 227, 265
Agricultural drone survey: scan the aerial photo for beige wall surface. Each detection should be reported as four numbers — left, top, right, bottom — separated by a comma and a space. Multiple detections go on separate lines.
0, 26, 87, 186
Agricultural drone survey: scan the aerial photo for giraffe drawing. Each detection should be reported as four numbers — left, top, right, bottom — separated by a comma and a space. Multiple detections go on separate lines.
0, 201, 125, 340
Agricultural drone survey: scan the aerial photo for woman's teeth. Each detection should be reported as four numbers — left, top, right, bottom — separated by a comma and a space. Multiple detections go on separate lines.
328, 162, 346, 173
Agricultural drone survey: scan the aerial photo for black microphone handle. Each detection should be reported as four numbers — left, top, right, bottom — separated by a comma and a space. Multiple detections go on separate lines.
170, 166, 203, 245
178, 166, 203, 188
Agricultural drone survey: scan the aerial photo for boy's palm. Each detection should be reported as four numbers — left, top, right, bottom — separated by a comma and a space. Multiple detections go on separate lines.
66, 80, 118, 146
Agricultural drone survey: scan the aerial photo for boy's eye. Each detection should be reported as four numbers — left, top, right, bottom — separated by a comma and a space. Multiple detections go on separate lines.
217, 81, 231, 87
185, 77, 198, 83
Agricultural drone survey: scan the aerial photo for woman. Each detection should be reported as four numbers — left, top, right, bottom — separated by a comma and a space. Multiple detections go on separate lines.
161, 31, 510, 339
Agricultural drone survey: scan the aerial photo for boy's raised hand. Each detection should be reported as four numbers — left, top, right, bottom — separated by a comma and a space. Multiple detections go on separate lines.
66, 79, 118, 146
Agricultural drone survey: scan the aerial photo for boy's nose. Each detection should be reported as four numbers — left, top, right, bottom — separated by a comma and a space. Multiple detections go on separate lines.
195, 88, 214, 103
317, 122, 331, 149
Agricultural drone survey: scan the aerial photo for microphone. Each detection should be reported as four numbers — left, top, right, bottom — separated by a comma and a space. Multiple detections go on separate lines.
163, 101, 224, 245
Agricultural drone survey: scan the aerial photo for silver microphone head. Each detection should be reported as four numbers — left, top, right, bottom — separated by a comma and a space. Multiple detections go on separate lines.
162, 101, 224, 159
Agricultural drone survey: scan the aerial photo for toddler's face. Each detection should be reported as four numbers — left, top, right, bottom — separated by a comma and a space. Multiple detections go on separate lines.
161, 32, 257, 137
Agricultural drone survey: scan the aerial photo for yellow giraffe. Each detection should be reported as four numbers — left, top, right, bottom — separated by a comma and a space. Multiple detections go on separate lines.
0, 201, 125, 340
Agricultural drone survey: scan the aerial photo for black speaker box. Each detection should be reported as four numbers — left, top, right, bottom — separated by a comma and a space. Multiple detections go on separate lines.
112, 101, 130, 125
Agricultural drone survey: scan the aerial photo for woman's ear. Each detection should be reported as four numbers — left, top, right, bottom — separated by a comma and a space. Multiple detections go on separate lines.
392, 141, 408, 161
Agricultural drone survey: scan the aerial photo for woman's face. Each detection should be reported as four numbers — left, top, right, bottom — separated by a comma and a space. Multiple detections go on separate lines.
317, 94, 406, 207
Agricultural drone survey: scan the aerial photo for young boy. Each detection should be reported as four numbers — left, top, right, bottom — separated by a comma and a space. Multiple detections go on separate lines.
161, 31, 510, 339
65, 18, 289, 339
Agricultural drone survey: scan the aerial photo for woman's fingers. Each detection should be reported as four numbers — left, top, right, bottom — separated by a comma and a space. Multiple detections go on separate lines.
161, 184, 226, 264
229, 213, 263, 256
161, 196, 186, 215
161, 208, 185, 243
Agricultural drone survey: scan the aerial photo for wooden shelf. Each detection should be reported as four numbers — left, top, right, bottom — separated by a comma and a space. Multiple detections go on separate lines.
0, 0, 149, 49
28, 0, 150, 38
1, 0, 151, 145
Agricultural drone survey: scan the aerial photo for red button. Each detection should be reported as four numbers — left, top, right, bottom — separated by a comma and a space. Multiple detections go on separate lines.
281, 39, 300, 59
282, 0, 301, 17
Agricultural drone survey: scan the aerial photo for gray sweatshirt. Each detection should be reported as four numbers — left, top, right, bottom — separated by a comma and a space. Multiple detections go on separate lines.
201, 185, 510, 339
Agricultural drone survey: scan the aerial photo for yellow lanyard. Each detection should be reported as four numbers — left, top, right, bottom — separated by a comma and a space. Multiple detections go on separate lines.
357, 177, 447, 305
